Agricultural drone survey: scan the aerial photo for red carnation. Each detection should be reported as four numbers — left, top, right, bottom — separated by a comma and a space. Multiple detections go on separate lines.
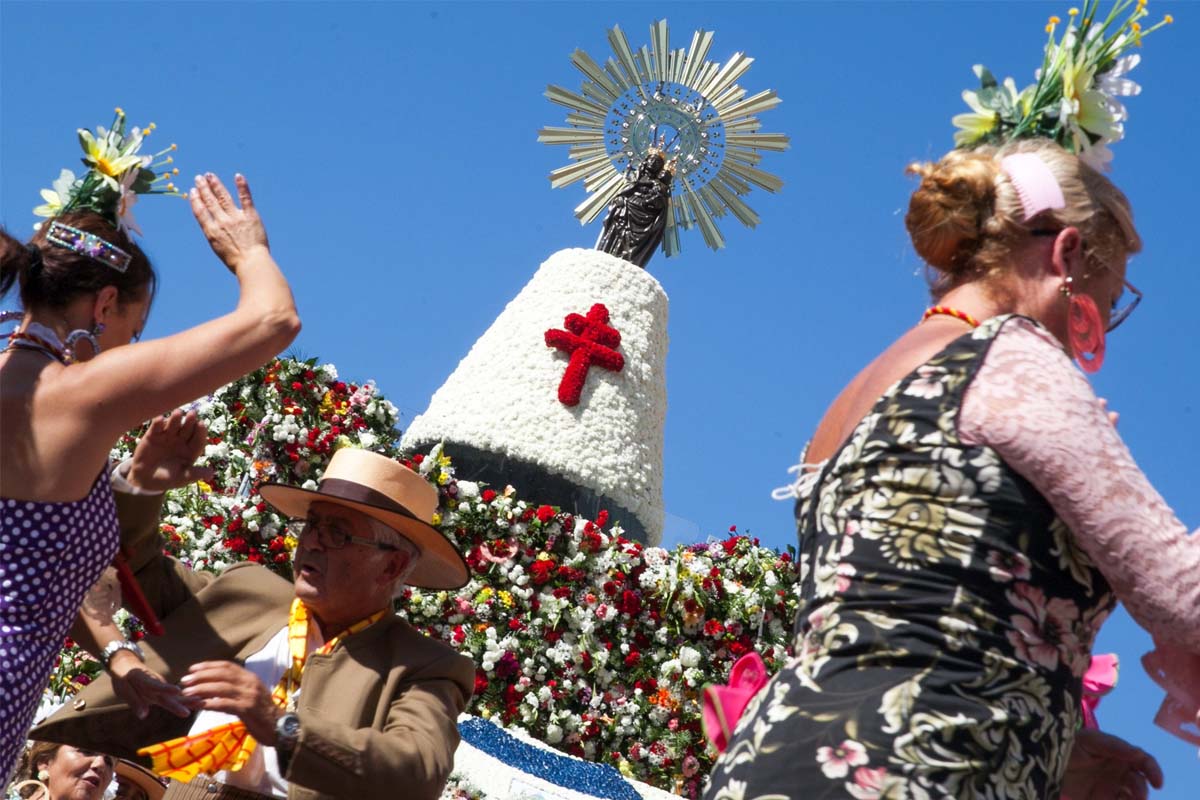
535, 505, 556, 523
530, 559, 556, 585
624, 651, 641, 667
481, 489, 497, 503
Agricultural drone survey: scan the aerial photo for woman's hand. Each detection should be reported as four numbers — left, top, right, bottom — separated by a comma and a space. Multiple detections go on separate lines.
108, 650, 194, 719
1060, 728, 1163, 800
127, 408, 214, 493
189, 172, 270, 274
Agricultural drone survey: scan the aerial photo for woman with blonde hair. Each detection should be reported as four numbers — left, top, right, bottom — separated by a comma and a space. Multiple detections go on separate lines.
0, 110, 300, 781
704, 4, 1193, 799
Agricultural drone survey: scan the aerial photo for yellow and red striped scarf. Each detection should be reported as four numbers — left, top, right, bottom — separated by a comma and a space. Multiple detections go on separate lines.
138, 599, 386, 781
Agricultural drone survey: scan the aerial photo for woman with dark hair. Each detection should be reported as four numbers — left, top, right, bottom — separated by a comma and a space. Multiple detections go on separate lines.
11, 742, 114, 800
0, 110, 300, 781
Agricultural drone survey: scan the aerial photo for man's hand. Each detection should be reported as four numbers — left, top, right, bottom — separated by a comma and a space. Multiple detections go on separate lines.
181, 661, 282, 744
109, 650, 194, 719
1061, 728, 1163, 800
127, 409, 214, 493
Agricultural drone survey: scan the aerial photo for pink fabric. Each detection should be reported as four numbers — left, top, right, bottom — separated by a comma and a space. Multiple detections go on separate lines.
702, 652, 768, 753
1001, 153, 1067, 221
960, 317, 1200, 745
1081, 653, 1119, 730
1142, 644, 1200, 745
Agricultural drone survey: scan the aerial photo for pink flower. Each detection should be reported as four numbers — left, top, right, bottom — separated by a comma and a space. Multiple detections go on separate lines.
682, 755, 700, 777
846, 767, 891, 800
986, 549, 1032, 582
816, 739, 868, 779
1006, 583, 1082, 672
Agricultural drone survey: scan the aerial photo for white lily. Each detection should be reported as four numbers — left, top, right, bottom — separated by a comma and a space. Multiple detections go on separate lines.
33, 169, 78, 218
952, 90, 998, 147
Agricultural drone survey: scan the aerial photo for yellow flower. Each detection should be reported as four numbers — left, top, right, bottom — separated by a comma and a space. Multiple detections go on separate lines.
437, 472, 450, 485
284, 534, 299, 552
498, 590, 514, 608
431, 512, 442, 526
1068, 7, 1079, 16
196, 480, 213, 494
78, 126, 147, 190
1164, 14, 1174, 24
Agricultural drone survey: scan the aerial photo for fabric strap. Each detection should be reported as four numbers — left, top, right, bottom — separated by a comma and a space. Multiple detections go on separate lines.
138, 599, 387, 781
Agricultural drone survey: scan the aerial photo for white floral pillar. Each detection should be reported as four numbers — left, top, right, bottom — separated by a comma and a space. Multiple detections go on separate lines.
401, 248, 667, 543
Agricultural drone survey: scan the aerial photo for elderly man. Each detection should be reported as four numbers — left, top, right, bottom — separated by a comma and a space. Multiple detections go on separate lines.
34, 411, 473, 800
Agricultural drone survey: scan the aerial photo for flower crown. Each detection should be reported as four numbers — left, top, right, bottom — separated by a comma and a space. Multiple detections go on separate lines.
952, 0, 1174, 168
33, 107, 183, 236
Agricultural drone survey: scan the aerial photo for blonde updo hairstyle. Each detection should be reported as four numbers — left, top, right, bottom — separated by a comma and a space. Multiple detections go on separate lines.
905, 138, 1141, 298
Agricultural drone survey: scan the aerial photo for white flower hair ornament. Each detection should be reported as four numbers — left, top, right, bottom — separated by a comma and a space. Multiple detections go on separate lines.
33, 107, 184, 235
952, 0, 1174, 169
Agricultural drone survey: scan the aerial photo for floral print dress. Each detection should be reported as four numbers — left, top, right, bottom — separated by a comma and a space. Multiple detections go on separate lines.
704, 316, 1115, 800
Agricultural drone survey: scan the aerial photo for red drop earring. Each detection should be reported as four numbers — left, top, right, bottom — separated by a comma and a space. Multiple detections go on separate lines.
1062, 278, 1105, 373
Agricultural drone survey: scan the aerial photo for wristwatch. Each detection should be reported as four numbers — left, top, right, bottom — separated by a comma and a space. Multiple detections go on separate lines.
275, 712, 301, 752
100, 639, 144, 669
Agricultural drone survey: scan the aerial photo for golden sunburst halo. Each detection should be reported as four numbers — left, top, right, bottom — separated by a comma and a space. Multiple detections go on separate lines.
539, 19, 789, 257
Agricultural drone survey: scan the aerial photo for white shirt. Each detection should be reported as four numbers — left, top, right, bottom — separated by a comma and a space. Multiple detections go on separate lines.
187, 623, 319, 797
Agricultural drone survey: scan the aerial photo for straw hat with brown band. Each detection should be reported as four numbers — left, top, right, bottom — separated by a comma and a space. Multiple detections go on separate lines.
258, 448, 469, 590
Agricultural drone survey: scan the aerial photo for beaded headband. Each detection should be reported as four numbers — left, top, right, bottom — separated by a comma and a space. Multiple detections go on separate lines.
952, 0, 1173, 169
45, 221, 132, 272
1000, 153, 1066, 221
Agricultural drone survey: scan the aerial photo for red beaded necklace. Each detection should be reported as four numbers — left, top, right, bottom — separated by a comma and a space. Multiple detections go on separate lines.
6, 329, 67, 363
921, 305, 981, 329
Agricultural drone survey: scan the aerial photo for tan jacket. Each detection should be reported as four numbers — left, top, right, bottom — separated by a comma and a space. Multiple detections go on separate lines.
33, 491, 475, 800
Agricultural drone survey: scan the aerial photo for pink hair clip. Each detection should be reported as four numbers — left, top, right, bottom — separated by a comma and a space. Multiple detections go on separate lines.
1000, 153, 1066, 222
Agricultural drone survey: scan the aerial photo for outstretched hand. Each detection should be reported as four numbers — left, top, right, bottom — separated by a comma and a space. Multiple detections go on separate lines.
109, 650, 194, 720
127, 408, 214, 493
1060, 728, 1163, 800
189, 172, 270, 274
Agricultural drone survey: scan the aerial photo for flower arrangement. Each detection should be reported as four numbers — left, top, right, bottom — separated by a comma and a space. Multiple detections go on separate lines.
39, 356, 800, 798
33, 107, 183, 233
953, 0, 1174, 167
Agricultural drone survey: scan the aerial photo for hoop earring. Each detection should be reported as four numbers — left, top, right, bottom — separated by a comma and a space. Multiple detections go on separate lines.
64, 322, 103, 363
1063, 279, 1105, 373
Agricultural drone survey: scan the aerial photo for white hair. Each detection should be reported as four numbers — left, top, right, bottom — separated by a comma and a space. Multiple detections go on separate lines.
364, 517, 422, 595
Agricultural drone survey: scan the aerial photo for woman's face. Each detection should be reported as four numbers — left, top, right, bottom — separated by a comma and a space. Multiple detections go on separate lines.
96, 293, 151, 353
1077, 246, 1130, 331
42, 746, 115, 800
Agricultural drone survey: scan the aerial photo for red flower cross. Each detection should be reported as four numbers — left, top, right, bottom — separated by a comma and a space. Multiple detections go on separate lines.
544, 303, 624, 406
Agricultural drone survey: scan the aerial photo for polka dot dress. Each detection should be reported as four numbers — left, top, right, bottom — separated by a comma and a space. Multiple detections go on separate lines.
0, 470, 119, 784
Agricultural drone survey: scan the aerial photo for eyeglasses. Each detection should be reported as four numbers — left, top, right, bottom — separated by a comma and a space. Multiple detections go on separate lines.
1031, 230, 1142, 332
286, 516, 397, 551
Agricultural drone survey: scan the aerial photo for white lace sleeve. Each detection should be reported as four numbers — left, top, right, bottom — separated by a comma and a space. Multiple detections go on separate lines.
959, 317, 1200, 650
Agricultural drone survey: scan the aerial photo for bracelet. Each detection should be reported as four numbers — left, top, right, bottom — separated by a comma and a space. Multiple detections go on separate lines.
100, 639, 144, 669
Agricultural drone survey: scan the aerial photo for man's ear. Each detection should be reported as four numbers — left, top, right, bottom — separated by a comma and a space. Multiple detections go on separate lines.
381, 548, 411, 586
1051, 227, 1085, 280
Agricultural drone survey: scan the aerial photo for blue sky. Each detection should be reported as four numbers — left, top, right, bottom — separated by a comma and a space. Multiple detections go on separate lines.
3, 0, 1197, 791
